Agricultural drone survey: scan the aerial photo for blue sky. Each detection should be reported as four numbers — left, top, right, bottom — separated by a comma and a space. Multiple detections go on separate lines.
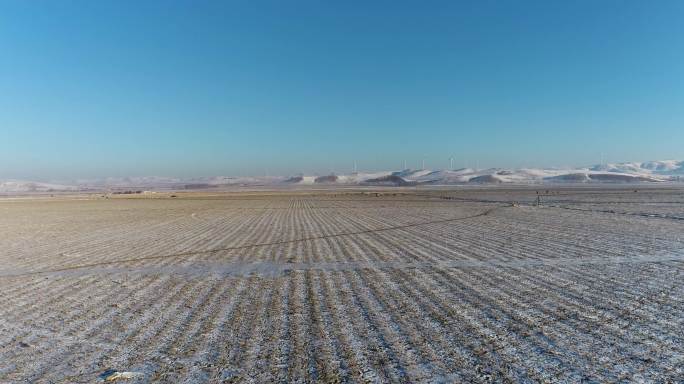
1, 1, 683, 180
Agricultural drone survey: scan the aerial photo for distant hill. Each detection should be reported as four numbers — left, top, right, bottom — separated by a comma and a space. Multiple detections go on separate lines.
590, 160, 684, 175
0, 181, 78, 193
314, 175, 338, 183
2, 159, 682, 193
362, 175, 417, 186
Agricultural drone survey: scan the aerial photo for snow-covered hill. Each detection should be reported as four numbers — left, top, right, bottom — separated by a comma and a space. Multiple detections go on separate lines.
0, 181, 78, 193
591, 160, 684, 175
268, 160, 683, 186
2, 160, 682, 193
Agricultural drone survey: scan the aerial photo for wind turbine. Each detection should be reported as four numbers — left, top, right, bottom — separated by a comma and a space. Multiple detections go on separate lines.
449, 156, 454, 170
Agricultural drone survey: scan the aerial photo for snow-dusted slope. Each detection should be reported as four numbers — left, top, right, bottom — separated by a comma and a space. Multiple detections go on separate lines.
2, 160, 681, 192
591, 160, 684, 175
303, 160, 681, 185
281, 161, 677, 186
0, 181, 78, 193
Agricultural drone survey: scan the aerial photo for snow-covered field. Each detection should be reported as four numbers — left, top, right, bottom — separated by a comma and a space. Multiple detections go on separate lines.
0, 187, 682, 382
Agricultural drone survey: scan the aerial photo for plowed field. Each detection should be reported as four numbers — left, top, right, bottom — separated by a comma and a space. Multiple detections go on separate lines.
1, 188, 682, 383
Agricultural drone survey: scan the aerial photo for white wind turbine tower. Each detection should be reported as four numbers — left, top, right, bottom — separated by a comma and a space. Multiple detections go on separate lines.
449, 156, 454, 170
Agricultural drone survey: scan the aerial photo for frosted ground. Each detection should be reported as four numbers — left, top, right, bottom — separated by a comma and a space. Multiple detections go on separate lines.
0, 187, 682, 383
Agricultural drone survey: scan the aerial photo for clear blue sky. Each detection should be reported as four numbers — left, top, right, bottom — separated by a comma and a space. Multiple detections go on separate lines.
1, 1, 683, 180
